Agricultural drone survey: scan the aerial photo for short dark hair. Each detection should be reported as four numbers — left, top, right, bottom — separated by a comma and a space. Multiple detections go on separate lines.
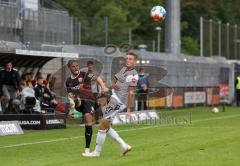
87, 61, 94, 66
126, 51, 138, 60
37, 76, 44, 81
5, 61, 13, 66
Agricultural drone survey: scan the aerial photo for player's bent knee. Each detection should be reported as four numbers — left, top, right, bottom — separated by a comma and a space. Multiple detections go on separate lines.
84, 113, 93, 126
99, 118, 111, 130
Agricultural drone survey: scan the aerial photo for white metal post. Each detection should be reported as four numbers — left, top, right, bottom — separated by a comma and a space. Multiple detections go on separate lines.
209, 19, 213, 57
200, 17, 203, 57
218, 20, 222, 57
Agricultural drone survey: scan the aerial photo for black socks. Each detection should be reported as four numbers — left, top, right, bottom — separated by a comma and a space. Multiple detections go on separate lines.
85, 126, 93, 148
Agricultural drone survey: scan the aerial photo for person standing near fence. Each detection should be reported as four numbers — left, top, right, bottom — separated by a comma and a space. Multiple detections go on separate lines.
235, 74, 240, 106
0, 61, 20, 113
137, 68, 149, 110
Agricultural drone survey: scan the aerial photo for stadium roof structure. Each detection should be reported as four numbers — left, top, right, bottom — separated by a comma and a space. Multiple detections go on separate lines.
0, 49, 78, 69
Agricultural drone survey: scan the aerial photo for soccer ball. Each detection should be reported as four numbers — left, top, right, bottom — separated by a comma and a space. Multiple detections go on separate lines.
150, 5, 166, 21
211, 107, 219, 113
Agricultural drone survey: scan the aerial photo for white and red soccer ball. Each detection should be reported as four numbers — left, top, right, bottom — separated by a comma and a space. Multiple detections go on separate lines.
150, 5, 166, 22
212, 107, 219, 113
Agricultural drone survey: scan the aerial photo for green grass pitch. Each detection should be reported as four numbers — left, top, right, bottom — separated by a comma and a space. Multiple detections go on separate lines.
0, 106, 240, 166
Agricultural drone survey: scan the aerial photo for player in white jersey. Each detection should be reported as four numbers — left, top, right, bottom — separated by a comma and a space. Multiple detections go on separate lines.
82, 51, 139, 157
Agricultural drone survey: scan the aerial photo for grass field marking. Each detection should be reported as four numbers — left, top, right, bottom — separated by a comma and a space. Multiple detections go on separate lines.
0, 126, 157, 149
0, 113, 240, 149
183, 126, 240, 129
193, 114, 240, 123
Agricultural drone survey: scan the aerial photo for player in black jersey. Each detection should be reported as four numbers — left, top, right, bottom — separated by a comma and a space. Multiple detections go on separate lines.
66, 60, 108, 156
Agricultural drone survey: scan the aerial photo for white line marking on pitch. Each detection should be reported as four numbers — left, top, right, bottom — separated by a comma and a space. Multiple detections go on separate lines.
0, 114, 240, 149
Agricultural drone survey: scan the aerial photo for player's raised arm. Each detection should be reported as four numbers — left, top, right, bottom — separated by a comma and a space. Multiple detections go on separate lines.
127, 86, 136, 116
96, 76, 108, 93
110, 77, 120, 91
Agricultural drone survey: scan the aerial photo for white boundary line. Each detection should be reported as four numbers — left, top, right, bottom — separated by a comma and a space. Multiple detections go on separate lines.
0, 114, 240, 149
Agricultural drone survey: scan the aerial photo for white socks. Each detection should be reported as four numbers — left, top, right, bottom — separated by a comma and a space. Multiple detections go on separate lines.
85, 148, 90, 153
107, 127, 127, 149
93, 130, 106, 155
93, 128, 128, 156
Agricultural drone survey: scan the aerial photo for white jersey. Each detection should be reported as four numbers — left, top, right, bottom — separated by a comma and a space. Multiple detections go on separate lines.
102, 67, 138, 121
114, 67, 138, 105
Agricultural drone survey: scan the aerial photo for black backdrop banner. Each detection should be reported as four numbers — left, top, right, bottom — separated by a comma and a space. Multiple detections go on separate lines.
0, 113, 66, 129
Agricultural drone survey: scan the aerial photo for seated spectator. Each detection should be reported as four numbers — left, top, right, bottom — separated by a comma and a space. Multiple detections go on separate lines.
49, 76, 56, 92
32, 71, 42, 88
20, 72, 33, 88
20, 73, 27, 83
44, 74, 52, 89
35, 76, 58, 112
26, 72, 34, 88
12, 81, 41, 114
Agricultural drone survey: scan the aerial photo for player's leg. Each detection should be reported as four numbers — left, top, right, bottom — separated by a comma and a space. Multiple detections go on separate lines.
83, 113, 93, 154
107, 126, 131, 156
82, 99, 113, 157
82, 100, 95, 155
83, 97, 131, 157
105, 99, 131, 156
82, 117, 109, 157
92, 118, 110, 156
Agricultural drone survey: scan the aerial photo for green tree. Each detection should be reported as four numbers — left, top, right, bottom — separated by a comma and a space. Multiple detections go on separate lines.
53, 0, 240, 55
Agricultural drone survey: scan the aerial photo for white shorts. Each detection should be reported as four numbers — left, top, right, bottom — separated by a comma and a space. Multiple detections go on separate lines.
102, 95, 126, 121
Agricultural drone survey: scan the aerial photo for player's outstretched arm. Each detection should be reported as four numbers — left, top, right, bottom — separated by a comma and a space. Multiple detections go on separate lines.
110, 78, 120, 91
127, 86, 136, 118
96, 76, 108, 93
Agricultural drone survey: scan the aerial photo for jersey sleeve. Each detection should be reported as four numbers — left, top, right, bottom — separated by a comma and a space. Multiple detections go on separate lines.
129, 74, 139, 87
126, 70, 139, 87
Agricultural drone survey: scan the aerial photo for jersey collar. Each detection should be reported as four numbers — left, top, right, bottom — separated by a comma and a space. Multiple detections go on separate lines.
71, 71, 80, 79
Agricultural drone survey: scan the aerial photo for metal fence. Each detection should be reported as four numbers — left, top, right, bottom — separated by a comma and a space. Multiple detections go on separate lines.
0, 1, 74, 50
0, 1, 165, 52
201, 17, 240, 60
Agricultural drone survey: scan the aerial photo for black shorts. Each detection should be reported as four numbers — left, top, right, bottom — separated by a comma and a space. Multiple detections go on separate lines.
76, 100, 95, 115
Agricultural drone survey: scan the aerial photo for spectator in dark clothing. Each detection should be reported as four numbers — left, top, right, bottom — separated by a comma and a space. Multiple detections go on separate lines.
34, 76, 57, 112
235, 74, 240, 106
137, 68, 149, 110
32, 71, 42, 88
0, 61, 20, 113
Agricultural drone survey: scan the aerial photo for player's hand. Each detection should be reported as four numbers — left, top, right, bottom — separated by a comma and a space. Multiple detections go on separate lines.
111, 84, 120, 91
102, 87, 109, 93
97, 93, 102, 98
44, 93, 50, 98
